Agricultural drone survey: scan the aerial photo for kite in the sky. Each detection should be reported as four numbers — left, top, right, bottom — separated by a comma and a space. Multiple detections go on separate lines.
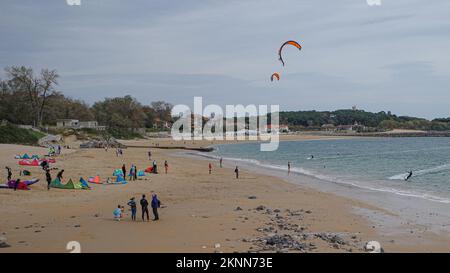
271, 73, 280, 82
278, 40, 302, 66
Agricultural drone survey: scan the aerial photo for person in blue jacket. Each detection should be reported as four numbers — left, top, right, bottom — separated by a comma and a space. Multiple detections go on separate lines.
127, 197, 137, 221
151, 194, 161, 221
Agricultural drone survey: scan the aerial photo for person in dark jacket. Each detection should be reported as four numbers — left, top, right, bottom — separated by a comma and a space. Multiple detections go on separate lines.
45, 169, 52, 190
234, 166, 239, 179
140, 194, 149, 221
6, 166, 12, 181
127, 197, 137, 221
56, 169, 64, 181
151, 194, 161, 221
14, 178, 20, 191
122, 164, 127, 178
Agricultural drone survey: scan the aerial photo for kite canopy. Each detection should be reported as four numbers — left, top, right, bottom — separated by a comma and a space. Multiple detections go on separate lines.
145, 167, 154, 173
278, 40, 302, 66
79, 177, 91, 189
22, 153, 30, 159
116, 175, 127, 183
271, 73, 280, 82
113, 169, 124, 176
88, 175, 101, 184
137, 170, 145, 177
50, 178, 89, 190
5, 180, 30, 190
19, 159, 40, 166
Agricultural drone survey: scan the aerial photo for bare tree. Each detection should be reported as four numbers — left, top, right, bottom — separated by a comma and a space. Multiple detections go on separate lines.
6, 66, 58, 127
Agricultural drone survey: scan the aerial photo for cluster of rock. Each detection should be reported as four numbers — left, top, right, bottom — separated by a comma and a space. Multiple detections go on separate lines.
237, 205, 363, 253
79, 137, 125, 149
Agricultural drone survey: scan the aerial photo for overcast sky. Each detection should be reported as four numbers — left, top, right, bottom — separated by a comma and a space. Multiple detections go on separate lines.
1, 0, 450, 119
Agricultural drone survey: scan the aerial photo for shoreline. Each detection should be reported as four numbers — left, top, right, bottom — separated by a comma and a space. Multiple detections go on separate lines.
178, 141, 450, 251
1, 136, 450, 252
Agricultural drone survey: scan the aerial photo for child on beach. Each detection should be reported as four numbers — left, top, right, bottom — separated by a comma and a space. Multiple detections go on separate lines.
127, 197, 137, 221
164, 160, 168, 174
113, 205, 122, 221
209, 163, 212, 174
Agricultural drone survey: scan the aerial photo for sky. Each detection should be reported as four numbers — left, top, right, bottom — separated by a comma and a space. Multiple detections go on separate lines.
1, 0, 450, 119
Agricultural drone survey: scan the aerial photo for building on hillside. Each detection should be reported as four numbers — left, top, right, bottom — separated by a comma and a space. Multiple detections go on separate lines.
56, 119, 105, 130
321, 124, 336, 131
264, 124, 290, 133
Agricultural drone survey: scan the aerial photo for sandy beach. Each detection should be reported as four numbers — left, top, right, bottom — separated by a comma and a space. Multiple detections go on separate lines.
1, 135, 450, 253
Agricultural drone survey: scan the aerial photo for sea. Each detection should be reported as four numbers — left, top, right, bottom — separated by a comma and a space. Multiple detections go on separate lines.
187, 137, 450, 235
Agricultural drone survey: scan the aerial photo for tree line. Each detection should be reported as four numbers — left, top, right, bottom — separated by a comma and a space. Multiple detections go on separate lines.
279, 110, 450, 131
0, 66, 174, 132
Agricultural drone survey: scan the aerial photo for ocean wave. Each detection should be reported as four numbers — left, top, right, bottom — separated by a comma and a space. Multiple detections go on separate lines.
388, 164, 450, 180
188, 151, 450, 204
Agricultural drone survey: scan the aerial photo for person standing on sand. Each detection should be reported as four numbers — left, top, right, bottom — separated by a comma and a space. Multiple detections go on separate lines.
134, 165, 138, 181
140, 194, 150, 221
5, 166, 12, 181
151, 194, 161, 221
45, 169, 52, 190
122, 164, 127, 178
288, 162, 291, 175
209, 163, 212, 174
148, 150, 152, 161
164, 160, 168, 174
234, 166, 239, 179
219, 157, 223, 168
14, 178, 20, 191
127, 197, 137, 221
56, 169, 64, 181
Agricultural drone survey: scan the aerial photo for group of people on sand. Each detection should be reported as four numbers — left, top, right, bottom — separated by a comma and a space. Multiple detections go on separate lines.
208, 157, 239, 179
114, 194, 161, 222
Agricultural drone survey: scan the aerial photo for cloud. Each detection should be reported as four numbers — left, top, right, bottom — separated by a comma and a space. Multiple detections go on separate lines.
1, 0, 450, 118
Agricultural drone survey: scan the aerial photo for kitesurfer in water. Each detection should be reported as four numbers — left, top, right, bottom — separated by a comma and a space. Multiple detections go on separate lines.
405, 171, 413, 181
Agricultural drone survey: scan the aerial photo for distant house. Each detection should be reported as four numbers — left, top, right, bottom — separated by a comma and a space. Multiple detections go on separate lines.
321, 124, 336, 131
264, 124, 289, 133
56, 119, 105, 130
56, 119, 79, 128
336, 125, 354, 132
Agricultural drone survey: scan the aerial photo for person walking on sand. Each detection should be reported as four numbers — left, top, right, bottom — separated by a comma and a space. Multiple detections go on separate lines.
209, 163, 212, 174
148, 150, 152, 161
5, 166, 12, 181
288, 162, 291, 175
133, 165, 138, 181
234, 166, 239, 179
127, 197, 137, 221
219, 157, 223, 168
164, 160, 168, 174
122, 164, 126, 178
45, 169, 52, 190
151, 194, 161, 221
140, 194, 150, 221
56, 169, 64, 181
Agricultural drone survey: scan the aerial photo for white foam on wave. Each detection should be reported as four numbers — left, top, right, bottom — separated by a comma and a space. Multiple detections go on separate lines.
388, 163, 450, 180
191, 151, 450, 204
